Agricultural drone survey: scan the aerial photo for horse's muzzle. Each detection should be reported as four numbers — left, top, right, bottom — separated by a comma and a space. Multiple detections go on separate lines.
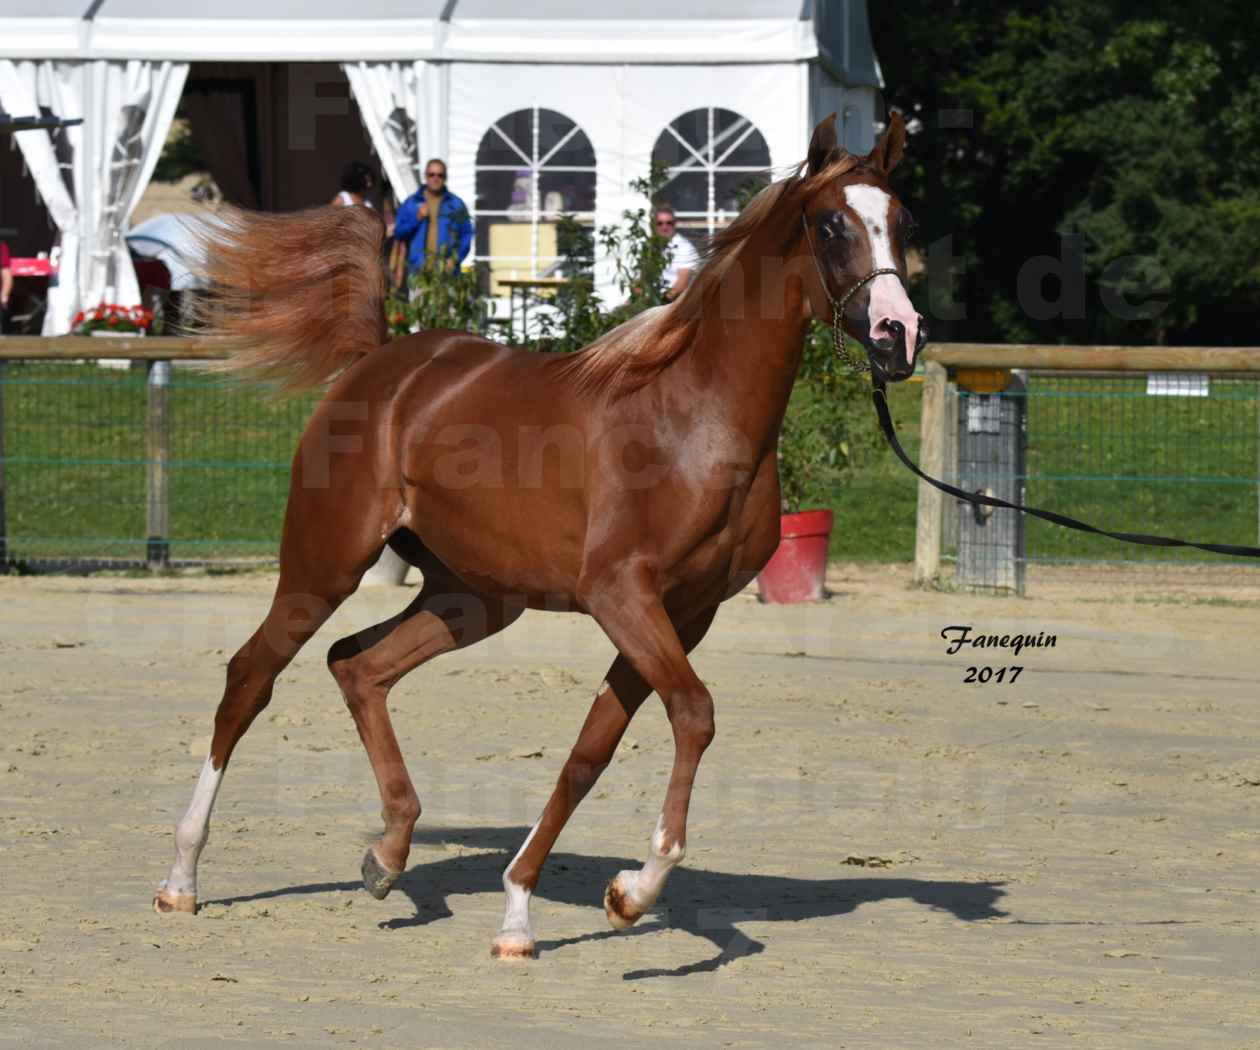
869, 318, 926, 382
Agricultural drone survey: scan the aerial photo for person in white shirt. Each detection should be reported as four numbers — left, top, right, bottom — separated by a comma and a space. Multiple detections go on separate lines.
654, 204, 699, 301
329, 160, 377, 210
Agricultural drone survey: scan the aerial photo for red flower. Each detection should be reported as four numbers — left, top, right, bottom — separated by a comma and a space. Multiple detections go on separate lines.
107, 315, 119, 326
73, 311, 85, 325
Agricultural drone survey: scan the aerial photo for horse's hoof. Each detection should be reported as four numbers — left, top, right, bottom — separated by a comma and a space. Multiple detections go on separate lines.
603, 872, 644, 930
153, 885, 197, 915
490, 931, 537, 961
361, 847, 401, 900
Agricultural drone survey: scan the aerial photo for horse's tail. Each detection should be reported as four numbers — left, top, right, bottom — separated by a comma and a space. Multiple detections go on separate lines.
192, 206, 387, 391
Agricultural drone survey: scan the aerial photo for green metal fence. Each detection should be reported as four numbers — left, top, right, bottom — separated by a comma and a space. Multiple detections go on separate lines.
950, 374, 1260, 585
0, 354, 315, 570
1023, 374, 1260, 562
918, 346, 1260, 593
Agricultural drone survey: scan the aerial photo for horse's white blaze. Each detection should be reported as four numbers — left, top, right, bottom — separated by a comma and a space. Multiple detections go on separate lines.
842, 183, 920, 365
496, 820, 540, 944
161, 756, 223, 899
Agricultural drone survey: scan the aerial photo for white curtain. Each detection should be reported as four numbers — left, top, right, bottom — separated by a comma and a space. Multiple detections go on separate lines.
343, 60, 424, 202
0, 58, 187, 334
80, 60, 189, 326
0, 59, 81, 334
343, 60, 452, 204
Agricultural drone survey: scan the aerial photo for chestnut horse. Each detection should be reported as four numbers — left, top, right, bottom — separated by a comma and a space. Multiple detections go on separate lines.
154, 113, 926, 960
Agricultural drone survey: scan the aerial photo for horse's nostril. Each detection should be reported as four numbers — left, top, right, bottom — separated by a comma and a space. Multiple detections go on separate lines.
887, 319, 905, 340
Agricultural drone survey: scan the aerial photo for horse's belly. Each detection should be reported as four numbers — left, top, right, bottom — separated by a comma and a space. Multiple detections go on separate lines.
401, 485, 586, 607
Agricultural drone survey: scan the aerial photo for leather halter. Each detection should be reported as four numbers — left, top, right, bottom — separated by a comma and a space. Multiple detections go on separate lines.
800, 208, 901, 376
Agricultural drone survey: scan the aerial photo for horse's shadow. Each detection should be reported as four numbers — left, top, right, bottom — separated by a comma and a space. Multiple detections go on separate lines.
207, 825, 1006, 979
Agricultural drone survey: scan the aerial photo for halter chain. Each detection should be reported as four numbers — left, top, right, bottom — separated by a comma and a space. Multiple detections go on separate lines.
800, 209, 900, 377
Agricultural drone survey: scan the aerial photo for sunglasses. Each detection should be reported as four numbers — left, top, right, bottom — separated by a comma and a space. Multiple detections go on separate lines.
425, 171, 447, 180
655, 219, 675, 228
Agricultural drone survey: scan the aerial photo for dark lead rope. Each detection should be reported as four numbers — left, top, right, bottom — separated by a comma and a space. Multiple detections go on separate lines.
871, 379, 1260, 560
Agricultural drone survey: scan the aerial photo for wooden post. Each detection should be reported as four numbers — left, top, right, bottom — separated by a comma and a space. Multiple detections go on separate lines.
914, 360, 947, 584
146, 359, 170, 569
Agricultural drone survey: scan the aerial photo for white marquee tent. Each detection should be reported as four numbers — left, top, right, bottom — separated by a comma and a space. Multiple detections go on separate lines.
0, 0, 882, 333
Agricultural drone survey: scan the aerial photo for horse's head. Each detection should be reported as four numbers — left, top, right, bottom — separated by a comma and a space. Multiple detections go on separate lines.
800, 112, 925, 383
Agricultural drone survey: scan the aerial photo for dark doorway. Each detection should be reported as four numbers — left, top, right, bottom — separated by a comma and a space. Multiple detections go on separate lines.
182, 62, 377, 212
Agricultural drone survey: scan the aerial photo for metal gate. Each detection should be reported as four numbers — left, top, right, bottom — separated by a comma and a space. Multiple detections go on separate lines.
955, 371, 1027, 594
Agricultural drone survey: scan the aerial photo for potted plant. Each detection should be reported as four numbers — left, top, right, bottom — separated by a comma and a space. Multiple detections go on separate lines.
757, 323, 876, 603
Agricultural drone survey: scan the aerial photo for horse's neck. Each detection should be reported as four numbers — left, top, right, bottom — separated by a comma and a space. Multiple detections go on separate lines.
680, 242, 813, 453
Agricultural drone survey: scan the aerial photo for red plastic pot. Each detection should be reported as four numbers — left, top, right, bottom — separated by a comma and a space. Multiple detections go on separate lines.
756, 509, 834, 604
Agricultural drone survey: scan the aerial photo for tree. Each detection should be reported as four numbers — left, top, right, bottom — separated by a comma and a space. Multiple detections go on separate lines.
870, 0, 1260, 345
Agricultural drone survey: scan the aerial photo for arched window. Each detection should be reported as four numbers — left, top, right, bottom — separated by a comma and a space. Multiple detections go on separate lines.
652, 108, 771, 235
475, 108, 597, 293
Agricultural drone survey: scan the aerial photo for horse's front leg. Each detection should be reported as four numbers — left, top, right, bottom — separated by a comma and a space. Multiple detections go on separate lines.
491, 603, 717, 959
583, 575, 718, 932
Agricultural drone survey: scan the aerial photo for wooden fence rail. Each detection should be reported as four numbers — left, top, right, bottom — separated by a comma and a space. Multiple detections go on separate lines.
922, 344, 1260, 372
0, 336, 232, 360
3, 337, 1259, 367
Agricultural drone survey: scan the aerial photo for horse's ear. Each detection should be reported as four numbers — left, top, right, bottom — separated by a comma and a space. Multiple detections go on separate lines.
807, 113, 844, 176
870, 110, 907, 175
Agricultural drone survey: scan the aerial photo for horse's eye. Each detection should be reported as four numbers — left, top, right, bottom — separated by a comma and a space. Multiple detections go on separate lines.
819, 214, 841, 241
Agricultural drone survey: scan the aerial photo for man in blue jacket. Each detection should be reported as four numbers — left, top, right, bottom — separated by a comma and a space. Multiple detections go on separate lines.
394, 158, 474, 275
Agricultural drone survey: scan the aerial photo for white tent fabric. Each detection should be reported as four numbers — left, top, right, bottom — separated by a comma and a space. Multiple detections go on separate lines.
1, 0, 881, 318
0, 56, 186, 332
0, 1, 878, 76
342, 61, 424, 200
0, 59, 84, 334
447, 60, 810, 242
80, 60, 188, 321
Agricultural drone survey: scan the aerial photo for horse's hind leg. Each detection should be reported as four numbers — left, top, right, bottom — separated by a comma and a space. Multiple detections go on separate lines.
492, 604, 718, 960
153, 558, 363, 914
327, 564, 523, 899
154, 473, 389, 914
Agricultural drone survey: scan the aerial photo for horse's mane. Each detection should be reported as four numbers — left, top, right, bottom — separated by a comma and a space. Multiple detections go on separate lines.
557, 152, 863, 398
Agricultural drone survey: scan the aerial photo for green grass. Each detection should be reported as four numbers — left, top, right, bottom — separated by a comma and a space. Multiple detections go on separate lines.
818, 380, 923, 562
2, 363, 1257, 569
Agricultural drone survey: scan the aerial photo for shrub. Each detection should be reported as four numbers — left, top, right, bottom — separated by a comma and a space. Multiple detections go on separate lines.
385, 256, 489, 339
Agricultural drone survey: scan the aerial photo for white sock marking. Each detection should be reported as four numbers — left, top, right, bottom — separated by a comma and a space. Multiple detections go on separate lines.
616, 813, 685, 913
496, 821, 540, 944
160, 757, 223, 899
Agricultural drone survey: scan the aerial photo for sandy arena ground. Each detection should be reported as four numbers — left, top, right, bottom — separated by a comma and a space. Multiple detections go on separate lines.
1, 564, 1259, 1049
